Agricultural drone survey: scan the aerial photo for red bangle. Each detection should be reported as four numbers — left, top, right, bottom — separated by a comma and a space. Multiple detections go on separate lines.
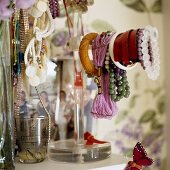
129, 29, 138, 62
114, 33, 123, 62
121, 30, 132, 65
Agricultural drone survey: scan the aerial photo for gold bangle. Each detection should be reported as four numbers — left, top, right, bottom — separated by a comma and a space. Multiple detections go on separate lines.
79, 32, 99, 77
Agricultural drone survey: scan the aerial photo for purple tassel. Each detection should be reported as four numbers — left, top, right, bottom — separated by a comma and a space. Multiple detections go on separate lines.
91, 73, 118, 119
92, 33, 114, 67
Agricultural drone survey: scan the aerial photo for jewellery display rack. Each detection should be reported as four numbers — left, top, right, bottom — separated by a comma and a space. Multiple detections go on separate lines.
48, 44, 112, 163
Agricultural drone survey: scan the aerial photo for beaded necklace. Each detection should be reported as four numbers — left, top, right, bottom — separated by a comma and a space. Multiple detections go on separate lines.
105, 51, 130, 102
14, 9, 30, 117
49, 0, 60, 19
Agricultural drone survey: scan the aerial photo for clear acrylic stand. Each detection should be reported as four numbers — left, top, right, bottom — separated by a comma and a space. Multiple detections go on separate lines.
48, 56, 111, 163
48, 12, 111, 163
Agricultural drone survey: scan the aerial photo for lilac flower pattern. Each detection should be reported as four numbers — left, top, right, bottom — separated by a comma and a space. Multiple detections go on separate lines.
91, 17, 165, 170
0, 0, 13, 20
104, 72, 165, 170
0, 0, 36, 20
15, 0, 36, 9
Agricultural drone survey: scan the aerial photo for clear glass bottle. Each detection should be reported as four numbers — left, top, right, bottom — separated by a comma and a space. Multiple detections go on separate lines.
0, 21, 15, 169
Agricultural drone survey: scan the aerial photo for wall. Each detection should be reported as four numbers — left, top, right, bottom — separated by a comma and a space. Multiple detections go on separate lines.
51, 1, 166, 169
85, 1, 165, 170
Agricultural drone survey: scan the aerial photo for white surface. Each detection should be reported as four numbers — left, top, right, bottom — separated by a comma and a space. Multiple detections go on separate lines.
16, 154, 127, 170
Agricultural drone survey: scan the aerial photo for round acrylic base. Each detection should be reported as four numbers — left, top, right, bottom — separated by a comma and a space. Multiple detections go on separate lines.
48, 139, 111, 163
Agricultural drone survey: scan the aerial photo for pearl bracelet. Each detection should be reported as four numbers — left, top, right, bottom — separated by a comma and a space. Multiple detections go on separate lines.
139, 25, 160, 80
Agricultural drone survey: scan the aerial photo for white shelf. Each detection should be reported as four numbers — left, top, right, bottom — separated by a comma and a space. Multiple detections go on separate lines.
16, 154, 127, 170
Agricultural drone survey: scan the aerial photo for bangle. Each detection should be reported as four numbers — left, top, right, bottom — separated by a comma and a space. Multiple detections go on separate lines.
129, 30, 138, 62
49, 0, 60, 19
113, 33, 123, 62
79, 33, 99, 77
122, 30, 132, 65
109, 32, 137, 71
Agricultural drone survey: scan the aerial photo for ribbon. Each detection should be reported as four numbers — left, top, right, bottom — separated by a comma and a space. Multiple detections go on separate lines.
84, 132, 107, 145
127, 161, 142, 170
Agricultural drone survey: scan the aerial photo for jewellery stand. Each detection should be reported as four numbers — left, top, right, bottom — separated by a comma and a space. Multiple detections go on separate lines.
48, 12, 111, 163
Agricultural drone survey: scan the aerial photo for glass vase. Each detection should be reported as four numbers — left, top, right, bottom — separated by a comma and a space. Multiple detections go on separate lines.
0, 21, 15, 169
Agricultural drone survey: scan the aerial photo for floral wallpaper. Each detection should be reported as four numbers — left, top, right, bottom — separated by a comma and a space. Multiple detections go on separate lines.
50, 0, 165, 169
120, 0, 162, 13
105, 71, 165, 170
87, 1, 165, 170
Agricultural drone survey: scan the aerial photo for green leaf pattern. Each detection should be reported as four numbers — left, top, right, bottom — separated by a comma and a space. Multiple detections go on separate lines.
139, 110, 156, 123
115, 110, 128, 124
91, 2, 164, 169
151, 0, 162, 13
90, 19, 115, 33
120, 0, 162, 13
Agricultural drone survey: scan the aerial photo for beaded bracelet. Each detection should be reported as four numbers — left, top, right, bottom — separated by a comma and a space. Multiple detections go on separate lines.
105, 50, 130, 102
137, 29, 143, 61
138, 25, 160, 80
49, 0, 60, 19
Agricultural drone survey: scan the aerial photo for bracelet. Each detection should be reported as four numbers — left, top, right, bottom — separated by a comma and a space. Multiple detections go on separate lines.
109, 32, 137, 71
49, 0, 60, 19
122, 30, 132, 65
129, 30, 138, 62
113, 33, 123, 62
137, 29, 144, 61
79, 32, 99, 77
139, 25, 160, 80
106, 50, 130, 102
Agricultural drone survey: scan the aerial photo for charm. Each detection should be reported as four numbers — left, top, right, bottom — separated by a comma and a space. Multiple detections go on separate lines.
25, 65, 37, 78
31, 0, 48, 18
37, 67, 47, 84
29, 75, 40, 87
124, 142, 153, 170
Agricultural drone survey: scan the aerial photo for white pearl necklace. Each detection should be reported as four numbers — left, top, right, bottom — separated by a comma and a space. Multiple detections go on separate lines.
24, 8, 54, 86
